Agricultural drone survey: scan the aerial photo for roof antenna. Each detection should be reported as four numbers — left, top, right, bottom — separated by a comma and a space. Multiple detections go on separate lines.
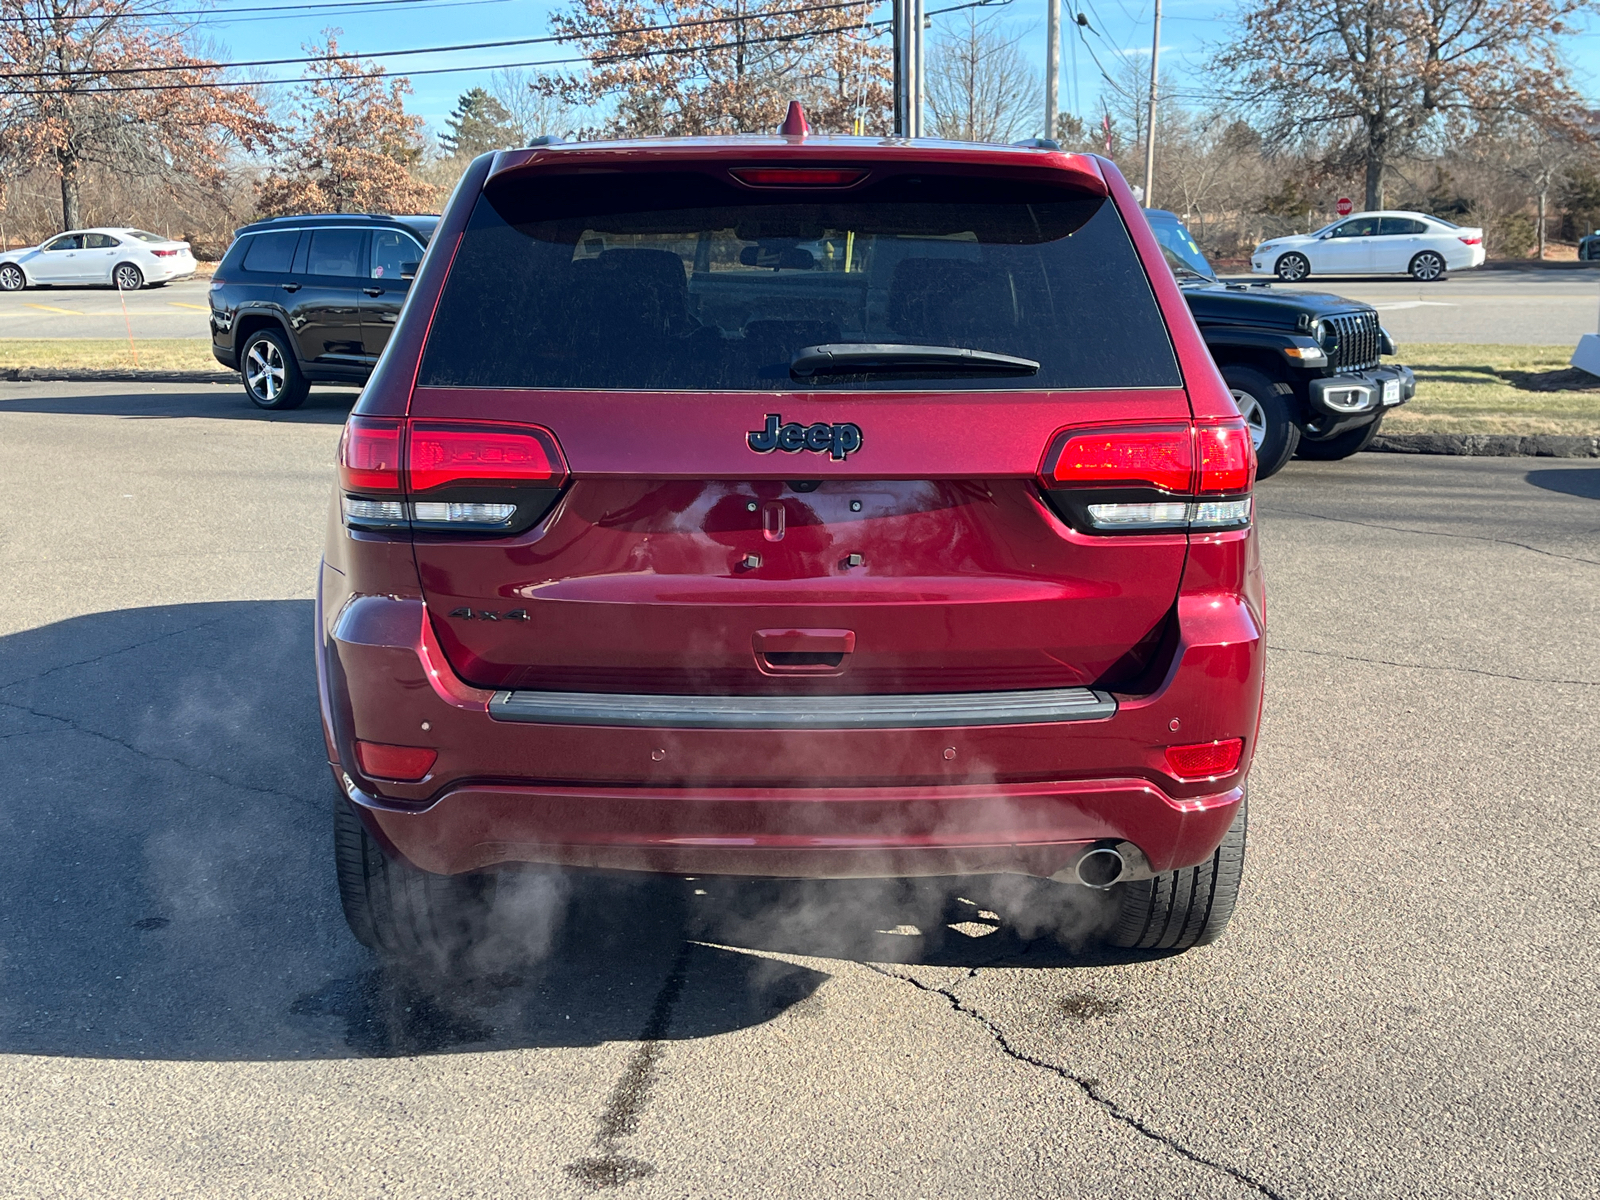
779, 100, 810, 138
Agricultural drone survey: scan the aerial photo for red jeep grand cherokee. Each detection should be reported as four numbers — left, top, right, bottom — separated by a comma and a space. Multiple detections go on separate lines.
318, 129, 1263, 959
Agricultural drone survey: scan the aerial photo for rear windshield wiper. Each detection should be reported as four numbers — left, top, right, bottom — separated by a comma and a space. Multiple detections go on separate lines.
790, 343, 1040, 378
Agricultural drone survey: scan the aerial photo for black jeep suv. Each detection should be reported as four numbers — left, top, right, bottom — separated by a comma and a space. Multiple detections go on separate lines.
1146, 210, 1414, 478
209, 213, 438, 410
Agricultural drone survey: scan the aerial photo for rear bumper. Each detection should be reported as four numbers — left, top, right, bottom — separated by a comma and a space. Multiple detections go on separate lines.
342, 772, 1243, 879
318, 544, 1264, 881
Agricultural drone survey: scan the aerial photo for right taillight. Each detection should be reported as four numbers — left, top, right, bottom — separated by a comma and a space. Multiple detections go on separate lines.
338, 417, 568, 535
1039, 421, 1253, 534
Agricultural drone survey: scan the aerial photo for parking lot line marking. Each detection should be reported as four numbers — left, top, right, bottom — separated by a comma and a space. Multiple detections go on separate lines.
24, 303, 82, 314
167, 302, 209, 310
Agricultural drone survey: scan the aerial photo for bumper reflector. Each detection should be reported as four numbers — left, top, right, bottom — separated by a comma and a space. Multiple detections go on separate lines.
1166, 738, 1244, 780
354, 741, 438, 782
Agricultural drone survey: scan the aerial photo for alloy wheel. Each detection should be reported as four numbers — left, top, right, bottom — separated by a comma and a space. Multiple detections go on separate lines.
245, 340, 285, 403
1275, 254, 1308, 282
0, 265, 23, 291
1232, 388, 1268, 451
1411, 252, 1444, 282
114, 263, 143, 291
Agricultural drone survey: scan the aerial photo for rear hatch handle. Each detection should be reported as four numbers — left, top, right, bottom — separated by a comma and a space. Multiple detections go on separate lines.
754, 628, 855, 675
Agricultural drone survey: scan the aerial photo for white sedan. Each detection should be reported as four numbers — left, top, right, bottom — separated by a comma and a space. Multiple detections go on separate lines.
0, 227, 197, 291
1251, 211, 1486, 282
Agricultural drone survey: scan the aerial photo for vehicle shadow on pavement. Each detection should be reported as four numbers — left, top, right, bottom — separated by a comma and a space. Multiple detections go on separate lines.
0, 385, 355, 423
1525, 467, 1600, 500
0, 600, 1140, 1063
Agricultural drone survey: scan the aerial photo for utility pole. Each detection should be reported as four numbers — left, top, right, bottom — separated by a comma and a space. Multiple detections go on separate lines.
894, 0, 922, 136
1046, 0, 1059, 140
1142, 0, 1161, 206
893, 0, 904, 134
914, 0, 925, 137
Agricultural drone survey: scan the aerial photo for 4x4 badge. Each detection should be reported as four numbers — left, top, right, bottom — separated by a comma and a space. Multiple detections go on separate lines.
747, 414, 863, 461
448, 607, 528, 621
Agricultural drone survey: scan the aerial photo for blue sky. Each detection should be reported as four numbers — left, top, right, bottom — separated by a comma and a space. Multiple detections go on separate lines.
193, 0, 1600, 140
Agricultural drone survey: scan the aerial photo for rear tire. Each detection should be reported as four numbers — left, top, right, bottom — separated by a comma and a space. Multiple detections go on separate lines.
334, 796, 496, 965
114, 262, 144, 291
240, 327, 308, 411
1108, 793, 1247, 950
1224, 365, 1299, 480
1296, 414, 1384, 460
1409, 251, 1446, 282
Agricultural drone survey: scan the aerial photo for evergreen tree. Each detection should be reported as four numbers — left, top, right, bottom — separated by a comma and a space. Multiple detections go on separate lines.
439, 88, 521, 158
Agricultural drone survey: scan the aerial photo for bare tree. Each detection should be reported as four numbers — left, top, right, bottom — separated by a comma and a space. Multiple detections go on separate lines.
924, 11, 1039, 144
1506, 121, 1582, 259
545, 0, 889, 137
1217, 0, 1587, 210
0, 0, 273, 230
489, 67, 572, 142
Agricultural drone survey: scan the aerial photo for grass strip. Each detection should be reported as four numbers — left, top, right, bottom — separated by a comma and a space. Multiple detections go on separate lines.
0, 338, 222, 372
1389, 343, 1600, 434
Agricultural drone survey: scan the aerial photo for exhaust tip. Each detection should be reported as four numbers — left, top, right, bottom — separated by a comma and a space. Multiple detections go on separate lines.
1075, 846, 1127, 890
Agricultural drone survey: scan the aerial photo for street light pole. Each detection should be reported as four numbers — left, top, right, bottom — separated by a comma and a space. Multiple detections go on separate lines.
1142, 0, 1161, 207
1046, 0, 1059, 140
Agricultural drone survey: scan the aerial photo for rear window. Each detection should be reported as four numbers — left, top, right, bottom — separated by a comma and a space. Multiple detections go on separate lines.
419, 171, 1180, 391
240, 231, 298, 274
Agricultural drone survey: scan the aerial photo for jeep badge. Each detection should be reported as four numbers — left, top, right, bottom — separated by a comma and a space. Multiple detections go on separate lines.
747, 414, 863, 461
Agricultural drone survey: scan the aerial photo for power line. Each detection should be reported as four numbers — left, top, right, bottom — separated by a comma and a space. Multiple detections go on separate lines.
0, 0, 1007, 96
0, 0, 881, 79
0, 0, 510, 23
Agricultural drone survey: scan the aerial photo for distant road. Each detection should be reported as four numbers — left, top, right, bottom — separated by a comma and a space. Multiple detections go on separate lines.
1221, 265, 1600, 346
0, 277, 212, 339
0, 267, 1594, 348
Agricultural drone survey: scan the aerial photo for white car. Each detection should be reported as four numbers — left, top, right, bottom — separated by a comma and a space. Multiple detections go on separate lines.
1250, 210, 1485, 282
0, 227, 197, 291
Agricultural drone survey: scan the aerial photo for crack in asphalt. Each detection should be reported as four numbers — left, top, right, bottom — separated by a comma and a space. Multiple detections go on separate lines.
1267, 506, 1600, 566
565, 940, 693, 1190
0, 616, 227, 691
866, 964, 1288, 1200
0, 697, 309, 804
1268, 643, 1600, 687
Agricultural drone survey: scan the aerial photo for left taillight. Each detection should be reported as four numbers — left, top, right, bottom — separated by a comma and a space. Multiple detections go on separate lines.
338, 417, 568, 535
1038, 420, 1254, 534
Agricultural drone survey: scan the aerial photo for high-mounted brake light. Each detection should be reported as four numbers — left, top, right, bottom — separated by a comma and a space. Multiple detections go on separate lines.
730, 167, 868, 188
408, 421, 566, 492
1042, 426, 1193, 492
339, 417, 403, 493
1165, 738, 1244, 780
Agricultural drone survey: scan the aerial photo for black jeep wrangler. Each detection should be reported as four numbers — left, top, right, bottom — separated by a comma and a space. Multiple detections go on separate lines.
1147, 210, 1414, 479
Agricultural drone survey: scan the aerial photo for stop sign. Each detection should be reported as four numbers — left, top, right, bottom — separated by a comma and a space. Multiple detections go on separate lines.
1336, 197, 1353, 216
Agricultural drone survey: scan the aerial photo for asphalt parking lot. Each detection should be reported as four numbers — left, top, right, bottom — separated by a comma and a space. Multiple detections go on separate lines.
1224, 265, 1599, 345
2, 381, 1598, 1198
0, 265, 1596, 346
0, 277, 212, 339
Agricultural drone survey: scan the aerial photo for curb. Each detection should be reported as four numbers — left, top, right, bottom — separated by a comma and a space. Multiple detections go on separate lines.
1, 367, 235, 384
1370, 432, 1600, 458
